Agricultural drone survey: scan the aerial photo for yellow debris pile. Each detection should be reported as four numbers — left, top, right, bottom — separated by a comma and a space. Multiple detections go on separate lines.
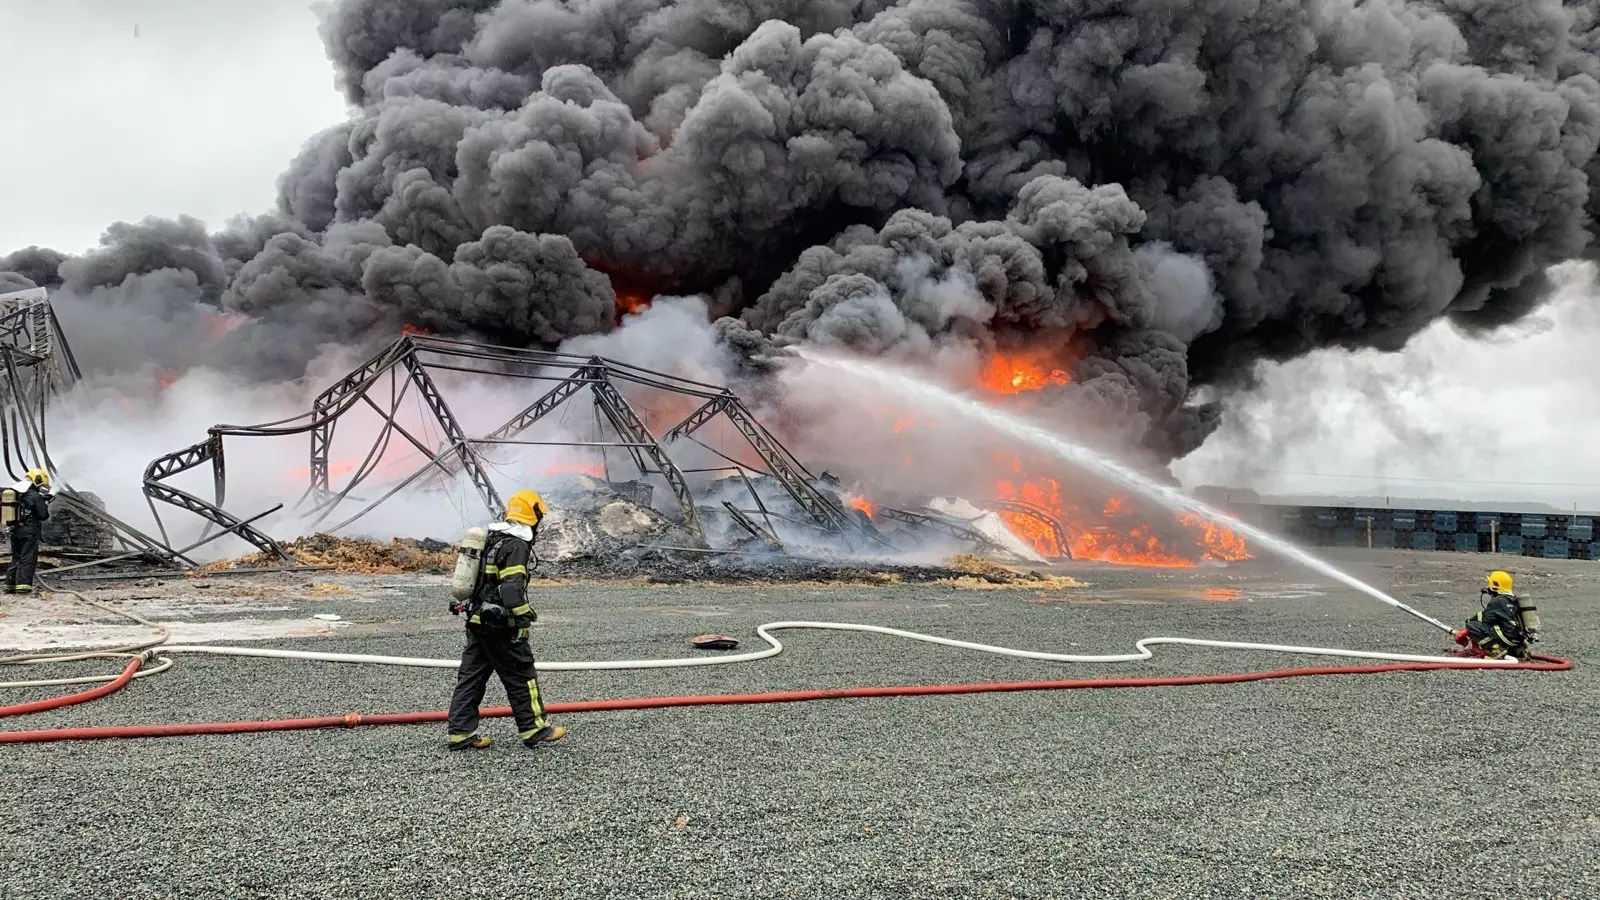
222, 534, 455, 574
938, 553, 1084, 589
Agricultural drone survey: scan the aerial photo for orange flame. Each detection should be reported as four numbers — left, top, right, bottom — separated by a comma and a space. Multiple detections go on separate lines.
615, 290, 651, 320
401, 323, 433, 337
581, 258, 659, 324
969, 346, 1251, 567
979, 352, 1071, 395
848, 495, 876, 518
156, 370, 177, 391
1180, 514, 1252, 561
993, 467, 1253, 566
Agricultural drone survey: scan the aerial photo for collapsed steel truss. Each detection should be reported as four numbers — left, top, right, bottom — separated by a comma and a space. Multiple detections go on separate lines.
989, 498, 1072, 560
144, 334, 890, 557
0, 292, 1071, 570
0, 288, 202, 571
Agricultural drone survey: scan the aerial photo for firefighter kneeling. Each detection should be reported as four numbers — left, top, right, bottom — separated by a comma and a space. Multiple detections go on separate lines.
445, 489, 567, 751
1449, 570, 1541, 661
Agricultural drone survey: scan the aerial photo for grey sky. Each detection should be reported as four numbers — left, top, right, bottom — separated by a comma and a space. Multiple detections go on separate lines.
0, 0, 347, 255
2, 0, 1595, 510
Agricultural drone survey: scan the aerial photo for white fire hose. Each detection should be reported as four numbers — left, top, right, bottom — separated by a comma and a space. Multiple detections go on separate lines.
1, 583, 1518, 692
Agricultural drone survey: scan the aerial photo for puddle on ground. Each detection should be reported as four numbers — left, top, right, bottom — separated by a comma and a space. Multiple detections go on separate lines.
639, 606, 734, 618
1024, 594, 1160, 606
1024, 583, 1326, 606
0, 594, 353, 651
0, 617, 352, 652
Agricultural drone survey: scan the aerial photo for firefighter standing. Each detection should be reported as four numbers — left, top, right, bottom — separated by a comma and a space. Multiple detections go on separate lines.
4, 468, 52, 595
445, 489, 567, 751
1450, 570, 1538, 661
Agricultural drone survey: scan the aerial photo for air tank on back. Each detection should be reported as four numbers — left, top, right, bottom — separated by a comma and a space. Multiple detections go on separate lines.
451, 527, 488, 601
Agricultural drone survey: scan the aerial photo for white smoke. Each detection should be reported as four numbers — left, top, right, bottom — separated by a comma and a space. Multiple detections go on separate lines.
1175, 261, 1600, 510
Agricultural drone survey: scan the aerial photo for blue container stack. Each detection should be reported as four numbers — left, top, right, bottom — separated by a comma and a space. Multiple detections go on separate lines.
1227, 503, 1600, 561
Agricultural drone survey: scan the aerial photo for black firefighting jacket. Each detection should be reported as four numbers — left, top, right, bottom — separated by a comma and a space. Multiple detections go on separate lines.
466, 524, 536, 630
1464, 590, 1529, 655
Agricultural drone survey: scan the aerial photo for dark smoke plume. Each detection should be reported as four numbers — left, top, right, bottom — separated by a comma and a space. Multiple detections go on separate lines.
7, 0, 1600, 462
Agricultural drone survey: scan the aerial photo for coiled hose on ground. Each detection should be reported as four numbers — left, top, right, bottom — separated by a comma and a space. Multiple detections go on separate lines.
0, 582, 175, 693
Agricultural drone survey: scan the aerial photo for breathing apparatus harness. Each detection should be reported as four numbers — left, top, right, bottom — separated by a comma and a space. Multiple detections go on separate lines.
1481, 586, 1540, 643
1, 473, 52, 535
448, 521, 540, 629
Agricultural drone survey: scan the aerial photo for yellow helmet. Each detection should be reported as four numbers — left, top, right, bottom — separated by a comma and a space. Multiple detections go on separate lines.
24, 468, 48, 488
1487, 570, 1514, 594
505, 489, 548, 526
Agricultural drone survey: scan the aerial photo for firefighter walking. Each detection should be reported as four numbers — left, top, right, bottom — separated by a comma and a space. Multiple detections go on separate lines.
445, 489, 567, 751
4, 468, 53, 595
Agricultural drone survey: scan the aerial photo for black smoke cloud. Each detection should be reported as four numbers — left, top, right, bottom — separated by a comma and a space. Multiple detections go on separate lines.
6, 0, 1600, 462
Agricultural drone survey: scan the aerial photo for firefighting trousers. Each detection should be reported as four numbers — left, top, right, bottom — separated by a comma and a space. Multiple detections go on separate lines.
5, 525, 40, 592
446, 626, 549, 741
1465, 619, 1528, 659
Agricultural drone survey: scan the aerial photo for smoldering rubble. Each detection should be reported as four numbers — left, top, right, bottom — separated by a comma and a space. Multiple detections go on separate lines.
6, 0, 1600, 469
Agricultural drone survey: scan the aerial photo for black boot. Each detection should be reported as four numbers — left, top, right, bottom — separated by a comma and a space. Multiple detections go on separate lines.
447, 731, 492, 751
522, 725, 568, 748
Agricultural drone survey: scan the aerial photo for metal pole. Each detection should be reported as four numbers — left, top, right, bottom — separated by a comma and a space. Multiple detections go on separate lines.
42, 503, 285, 575
466, 439, 660, 448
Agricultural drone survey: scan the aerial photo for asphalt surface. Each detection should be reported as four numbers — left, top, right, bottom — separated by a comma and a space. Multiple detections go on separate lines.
2, 549, 1597, 899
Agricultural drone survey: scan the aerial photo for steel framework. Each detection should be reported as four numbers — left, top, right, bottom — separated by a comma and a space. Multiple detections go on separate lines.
873, 505, 1019, 557
0, 288, 204, 571
988, 498, 1071, 560
144, 334, 885, 556
0, 291, 1067, 569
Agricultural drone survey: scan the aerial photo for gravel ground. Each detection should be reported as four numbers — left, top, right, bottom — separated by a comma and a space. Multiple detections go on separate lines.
2, 549, 1597, 899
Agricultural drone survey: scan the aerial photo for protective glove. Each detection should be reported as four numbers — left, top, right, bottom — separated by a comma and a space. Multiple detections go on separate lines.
449, 601, 464, 617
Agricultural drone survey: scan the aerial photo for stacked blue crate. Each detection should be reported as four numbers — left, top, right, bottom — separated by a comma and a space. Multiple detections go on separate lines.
1259, 505, 1600, 559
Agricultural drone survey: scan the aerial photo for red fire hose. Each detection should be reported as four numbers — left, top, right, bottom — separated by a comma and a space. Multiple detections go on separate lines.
0, 654, 1571, 745
0, 656, 145, 720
